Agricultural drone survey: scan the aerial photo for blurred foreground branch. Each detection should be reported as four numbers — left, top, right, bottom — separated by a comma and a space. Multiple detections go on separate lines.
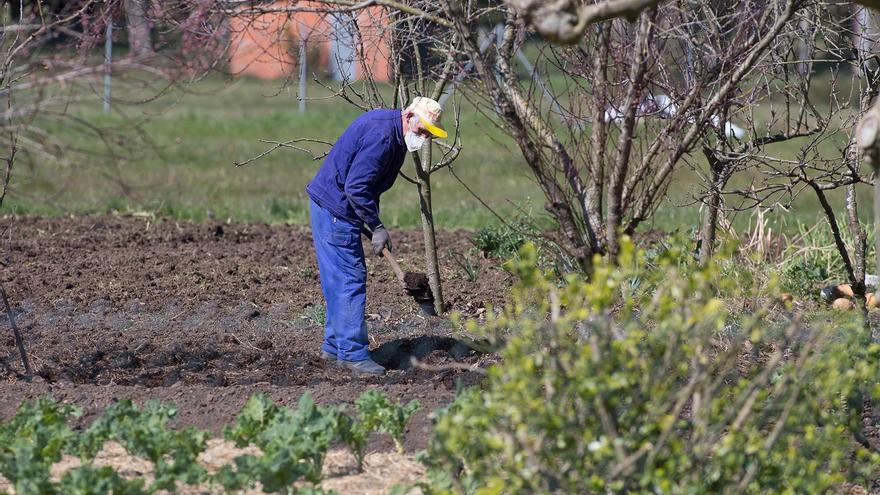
507, 0, 662, 43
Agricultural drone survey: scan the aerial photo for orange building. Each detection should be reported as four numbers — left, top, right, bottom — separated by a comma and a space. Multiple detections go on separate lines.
227, 1, 392, 81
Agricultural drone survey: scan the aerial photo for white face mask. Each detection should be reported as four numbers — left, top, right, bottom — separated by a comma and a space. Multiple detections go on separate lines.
404, 131, 427, 152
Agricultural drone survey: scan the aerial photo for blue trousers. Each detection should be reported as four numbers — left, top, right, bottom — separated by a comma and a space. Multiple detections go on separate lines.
309, 199, 370, 362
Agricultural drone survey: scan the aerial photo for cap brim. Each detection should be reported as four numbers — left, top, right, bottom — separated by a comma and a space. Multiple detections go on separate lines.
419, 117, 448, 139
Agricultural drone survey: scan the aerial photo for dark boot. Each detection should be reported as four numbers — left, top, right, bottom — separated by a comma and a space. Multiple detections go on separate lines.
339, 358, 385, 376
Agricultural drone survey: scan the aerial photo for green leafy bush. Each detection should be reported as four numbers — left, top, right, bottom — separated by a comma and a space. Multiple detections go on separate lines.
471, 218, 537, 259
422, 240, 880, 493
780, 258, 828, 297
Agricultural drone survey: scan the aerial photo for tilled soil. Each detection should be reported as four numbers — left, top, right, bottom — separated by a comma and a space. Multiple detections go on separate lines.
0, 215, 512, 451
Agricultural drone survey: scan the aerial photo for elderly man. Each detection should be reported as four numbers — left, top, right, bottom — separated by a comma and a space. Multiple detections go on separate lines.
306, 97, 447, 375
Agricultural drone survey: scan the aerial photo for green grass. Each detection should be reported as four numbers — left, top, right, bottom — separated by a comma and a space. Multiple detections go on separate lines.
2, 72, 871, 236
4, 76, 541, 229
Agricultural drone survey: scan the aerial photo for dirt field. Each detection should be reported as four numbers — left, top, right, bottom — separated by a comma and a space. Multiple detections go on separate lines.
0, 215, 511, 455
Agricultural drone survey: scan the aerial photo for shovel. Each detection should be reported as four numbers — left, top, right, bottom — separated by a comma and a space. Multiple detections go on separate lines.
382, 248, 437, 316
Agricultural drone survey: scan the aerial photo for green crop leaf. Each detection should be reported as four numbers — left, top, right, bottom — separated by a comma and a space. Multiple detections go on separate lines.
72, 399, 208, 493
223, 393, 281, 447
335, 413, 370, 472
0, 397, 79, 494
58, 464, 146, 495
356, 390, 420, 454
213, 454, 263, 492
217, 393, 346, 491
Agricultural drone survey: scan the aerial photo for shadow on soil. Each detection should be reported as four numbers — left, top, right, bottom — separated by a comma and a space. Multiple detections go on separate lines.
371, 336, 487, 371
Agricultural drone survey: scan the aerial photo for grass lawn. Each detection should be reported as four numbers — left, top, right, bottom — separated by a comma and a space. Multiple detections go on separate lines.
5, 76, 544, 229
2, 72, 871, 236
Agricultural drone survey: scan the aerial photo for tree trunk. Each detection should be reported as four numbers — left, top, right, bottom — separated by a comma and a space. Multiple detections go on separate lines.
606, 13, 653, 260
0, 283, 31, 378
855, 81, 880, 310
809, 181, 859, 292
846, 181, 867, 295
415, 144, 444, 315
845, 141, 867, 298
587, 25, 610, 244
444, 3, 592, 268
698, 148, 726, 266
698, 187, 721, 267
124, 0, 153, 57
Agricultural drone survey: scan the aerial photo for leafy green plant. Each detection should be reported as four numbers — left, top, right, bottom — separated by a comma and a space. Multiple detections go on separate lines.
335, 412, 371, 472
450, 251, 480, 282
471, 222, 532, 259
355, 390, 420, 455
223, 393, 283, 447
0, 390, 418, 494
58, 465, 146, 495
780, 258, 828, 297
281, 394, 343, 481
219, 393, 343, 492
301, 304, 327, 327
75, 399, 208, 492
0, 397, 79, 494
421, 240, 880, 493
471, 203, 547, 261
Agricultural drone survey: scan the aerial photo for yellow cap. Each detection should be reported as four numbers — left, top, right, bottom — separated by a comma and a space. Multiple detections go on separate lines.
407, 97, 447, 139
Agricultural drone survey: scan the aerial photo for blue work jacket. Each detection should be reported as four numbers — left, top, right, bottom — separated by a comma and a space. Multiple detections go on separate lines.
306, 109, 406, 230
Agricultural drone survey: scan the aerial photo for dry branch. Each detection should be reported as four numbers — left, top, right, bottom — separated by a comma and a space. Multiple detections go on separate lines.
0, 283, 31, 378
507, 0, 662, 44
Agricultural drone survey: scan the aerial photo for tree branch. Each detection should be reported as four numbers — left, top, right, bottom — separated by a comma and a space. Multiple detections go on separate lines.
507, 0, 662, 44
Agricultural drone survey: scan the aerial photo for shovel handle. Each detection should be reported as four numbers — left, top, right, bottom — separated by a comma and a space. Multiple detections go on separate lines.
382, 248, 406, 284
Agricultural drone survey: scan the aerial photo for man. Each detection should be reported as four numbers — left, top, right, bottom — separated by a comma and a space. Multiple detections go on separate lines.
306, 97, 447, 375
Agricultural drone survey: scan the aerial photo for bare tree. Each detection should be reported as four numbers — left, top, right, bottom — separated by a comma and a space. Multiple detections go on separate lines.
0, 1, 113, 379
690, 2, 830, 264
697, 3, 878, 307
422, 0, 805, 270
124, 0, 154, 57
394, 32, 463, 316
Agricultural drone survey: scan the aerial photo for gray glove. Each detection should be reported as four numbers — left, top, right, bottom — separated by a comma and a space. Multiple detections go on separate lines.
371, 226, 392, 256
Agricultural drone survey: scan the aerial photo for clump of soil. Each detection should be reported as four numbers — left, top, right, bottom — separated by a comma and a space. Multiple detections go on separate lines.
403, 271, 432, 302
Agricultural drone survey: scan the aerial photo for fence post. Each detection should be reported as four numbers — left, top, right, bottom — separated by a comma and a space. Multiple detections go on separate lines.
299, 38, 307, 113
104, 21, 112, 113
